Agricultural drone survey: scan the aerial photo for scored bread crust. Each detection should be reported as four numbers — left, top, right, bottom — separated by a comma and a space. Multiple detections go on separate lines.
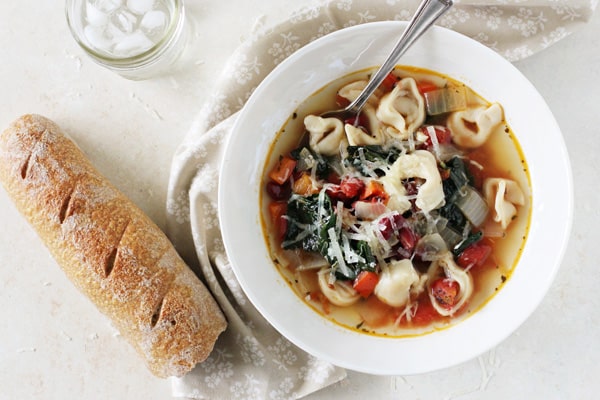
0, 114, 227, 378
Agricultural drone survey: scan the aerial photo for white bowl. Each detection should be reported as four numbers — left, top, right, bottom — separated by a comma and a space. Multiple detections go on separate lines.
218, 21, 572, 375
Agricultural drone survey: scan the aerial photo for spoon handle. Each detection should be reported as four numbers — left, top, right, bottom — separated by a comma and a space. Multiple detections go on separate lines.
349, 0, 453, 114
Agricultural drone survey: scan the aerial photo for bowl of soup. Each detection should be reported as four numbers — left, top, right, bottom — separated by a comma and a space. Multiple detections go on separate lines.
218, 21, 572, 374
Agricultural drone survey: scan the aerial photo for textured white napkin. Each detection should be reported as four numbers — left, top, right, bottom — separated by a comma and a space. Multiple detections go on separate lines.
166, 1, 597, 399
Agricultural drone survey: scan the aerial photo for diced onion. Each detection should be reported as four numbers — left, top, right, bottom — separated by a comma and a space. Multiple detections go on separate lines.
433, 215, 462, 248
436, 144, 463, 162
296, 147, 315, 171
284, 250, 330, 271
424, 86, 468, 116
415, 233, 448, 261
354, 200, 388, 220
455, 185, 489, 227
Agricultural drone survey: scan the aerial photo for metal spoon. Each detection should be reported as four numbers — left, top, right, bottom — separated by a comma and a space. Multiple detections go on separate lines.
320, 0, 453, 120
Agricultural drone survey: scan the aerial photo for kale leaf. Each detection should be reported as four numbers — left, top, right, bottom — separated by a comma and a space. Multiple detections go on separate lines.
282, 193, 336, 253
443, 156, 474, 200
282, 192, 376, 281
439, 157, 474, 233
345, 145, 401, 176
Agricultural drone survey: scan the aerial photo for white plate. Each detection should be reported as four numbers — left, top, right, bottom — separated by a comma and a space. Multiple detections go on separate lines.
218, 21, 572, 375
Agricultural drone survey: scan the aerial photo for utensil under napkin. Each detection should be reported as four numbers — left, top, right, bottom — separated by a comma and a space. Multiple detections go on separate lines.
165, 0, 597, 398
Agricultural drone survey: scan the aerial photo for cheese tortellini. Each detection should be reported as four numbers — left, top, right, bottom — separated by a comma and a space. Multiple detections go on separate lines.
344, 104, 385, 146
380, 150, 444, 214
483, 178, 525, 229
374, 259, 426, 307
375, 77, 425, 139
447, 103, 504, 148
305, 115, 347, 156
338, 80, 383, 107
317, 267, 360, 306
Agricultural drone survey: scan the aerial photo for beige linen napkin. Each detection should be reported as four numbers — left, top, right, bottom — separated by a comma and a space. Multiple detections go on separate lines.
166, 0, 596, 398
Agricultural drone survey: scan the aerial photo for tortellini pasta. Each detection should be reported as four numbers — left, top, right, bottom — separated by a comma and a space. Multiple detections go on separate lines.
380, 150, 444, 214
375, 77, 425, 139
483, 177, 525, 229
338, 80, 383, 106
427, 252, 474, 316
447, 103, 504, 148
374, 259, 426, 307
344, 104, 385, 146
317, 267, 360, 306
305, 115, 347, 156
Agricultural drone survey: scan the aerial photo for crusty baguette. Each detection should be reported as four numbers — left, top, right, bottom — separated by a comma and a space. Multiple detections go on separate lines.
0, 114, 226, 378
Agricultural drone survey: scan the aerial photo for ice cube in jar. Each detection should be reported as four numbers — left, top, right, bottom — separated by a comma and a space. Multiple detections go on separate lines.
141, 10, 167, 33
75, 0, 175, 58
127, 0, 156, 15
66, 0, 187, 79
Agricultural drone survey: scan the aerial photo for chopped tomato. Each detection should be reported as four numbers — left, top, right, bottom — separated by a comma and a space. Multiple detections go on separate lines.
421, 126, 452, 147
380, 72, 399, 91
340, 177, 365, 198
457, 242, 492, 269
416, 80, 438, 95
431, 278, 459, 310
325, 186, 345, 202
360, 180, 388, 203
326, 176, 365, 202
268, 201, 287, 241
269, 156, 297, 185
353, 271, 379, 298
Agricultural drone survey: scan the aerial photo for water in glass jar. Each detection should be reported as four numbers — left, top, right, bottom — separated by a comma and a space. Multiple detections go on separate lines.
82, 0, 175, 58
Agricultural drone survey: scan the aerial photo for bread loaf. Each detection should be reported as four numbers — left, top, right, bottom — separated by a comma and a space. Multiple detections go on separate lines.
0, 114, 227, 378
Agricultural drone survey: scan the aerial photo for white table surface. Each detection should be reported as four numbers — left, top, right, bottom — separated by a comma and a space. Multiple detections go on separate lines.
1, 1, 598, 399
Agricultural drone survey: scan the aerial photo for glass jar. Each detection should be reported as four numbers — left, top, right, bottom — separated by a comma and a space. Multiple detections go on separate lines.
65, 0, 189, 80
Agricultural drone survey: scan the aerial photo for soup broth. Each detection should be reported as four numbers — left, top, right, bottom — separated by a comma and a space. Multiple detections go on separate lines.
261, 66, 531, 337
